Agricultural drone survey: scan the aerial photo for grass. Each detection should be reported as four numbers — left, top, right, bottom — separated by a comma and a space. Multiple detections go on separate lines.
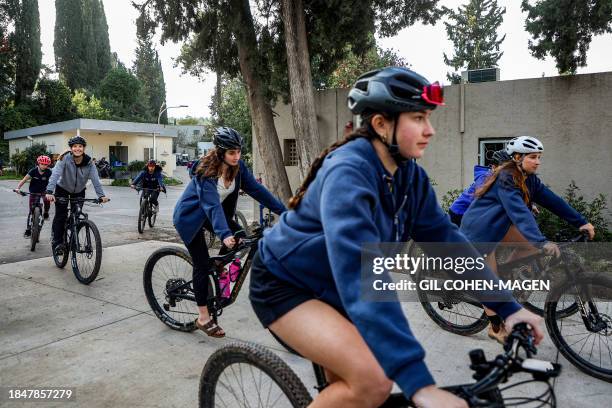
163, 176, 182, 186
0, 171, 22, 180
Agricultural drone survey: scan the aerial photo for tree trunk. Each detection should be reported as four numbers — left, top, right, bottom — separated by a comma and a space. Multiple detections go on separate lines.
280, 0, 322, 180
231, 0, 292, 202
215, 67, 223, 125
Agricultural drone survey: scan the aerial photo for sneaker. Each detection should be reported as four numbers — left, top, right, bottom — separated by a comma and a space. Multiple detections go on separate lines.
152, 204, 158, 213
24, 229, 31, 238
43, 212, 49, 219
487, 323, 509, 345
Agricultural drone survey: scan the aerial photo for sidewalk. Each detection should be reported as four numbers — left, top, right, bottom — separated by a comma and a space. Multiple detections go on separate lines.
0, 241, 608, 407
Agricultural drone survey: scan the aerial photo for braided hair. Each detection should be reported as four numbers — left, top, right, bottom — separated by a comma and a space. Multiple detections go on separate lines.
288, 112, 388, 209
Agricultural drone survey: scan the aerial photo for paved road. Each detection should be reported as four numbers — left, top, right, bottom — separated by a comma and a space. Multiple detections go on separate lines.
0, 241, 609, 407
0, 167, 255, 265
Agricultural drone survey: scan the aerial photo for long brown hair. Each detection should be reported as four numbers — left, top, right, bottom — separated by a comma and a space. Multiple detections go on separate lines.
475, 158, 530, 204
195, 148, 239, 181
288, 112, 388, 209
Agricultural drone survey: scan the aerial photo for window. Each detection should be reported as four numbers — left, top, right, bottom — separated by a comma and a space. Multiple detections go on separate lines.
193, 129, 201, 138
283, 139, 298, 166
144, 147, 153, 161
478, 138, 511, 167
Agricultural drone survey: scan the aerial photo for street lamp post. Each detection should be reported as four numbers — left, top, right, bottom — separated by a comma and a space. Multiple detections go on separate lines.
153, 102, 188, 161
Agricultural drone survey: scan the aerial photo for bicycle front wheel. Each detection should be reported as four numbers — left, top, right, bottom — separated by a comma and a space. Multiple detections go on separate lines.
545, 273, 612, 382
71, 220, 102, 284
199, 342, 312, 408
30, 206, 41, 252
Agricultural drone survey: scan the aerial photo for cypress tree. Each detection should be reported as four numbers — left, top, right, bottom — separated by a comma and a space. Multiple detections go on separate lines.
14, 0, 42, 102
54, 0, 86, 90
92, 0, 111, 81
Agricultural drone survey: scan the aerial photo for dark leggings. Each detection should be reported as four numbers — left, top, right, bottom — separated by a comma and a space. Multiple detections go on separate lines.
52, 186, 85, 245
186, 218, 243, 307
142, 189, 160, 206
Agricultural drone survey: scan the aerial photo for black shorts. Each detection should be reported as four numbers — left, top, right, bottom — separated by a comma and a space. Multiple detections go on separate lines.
249, 251, 315, 328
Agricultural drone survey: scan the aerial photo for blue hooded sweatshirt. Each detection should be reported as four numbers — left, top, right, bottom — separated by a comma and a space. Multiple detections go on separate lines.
257, 138, 522, 400
449, 165, 491, 215
132, 165, 165, 190
461, 169, 587, 253
173, 160, 286, 245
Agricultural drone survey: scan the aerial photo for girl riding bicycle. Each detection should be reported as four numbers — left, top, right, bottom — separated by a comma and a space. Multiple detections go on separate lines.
460, 135, 595, 342
248, 67, 544, 408
173, 127, 286, 338
130, 159, 166, 212
45, 136, 109, 254
15, 155, 53, 237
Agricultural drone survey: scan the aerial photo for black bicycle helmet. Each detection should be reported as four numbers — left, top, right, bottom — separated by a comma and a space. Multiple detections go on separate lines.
68, 136, 87, 146
492, 149, 511, 165
213, 127, 243, 151
347, 67, 444, 164
347, 67, 444, 115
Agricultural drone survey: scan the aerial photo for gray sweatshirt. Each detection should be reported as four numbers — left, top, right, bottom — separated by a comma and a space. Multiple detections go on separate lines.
46, 153, 105, 197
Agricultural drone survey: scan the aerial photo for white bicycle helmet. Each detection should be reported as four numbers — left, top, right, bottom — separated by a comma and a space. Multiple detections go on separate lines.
506, 136, 544, 155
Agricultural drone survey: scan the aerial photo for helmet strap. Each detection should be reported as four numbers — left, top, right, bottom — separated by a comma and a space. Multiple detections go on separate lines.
388, 114, 410, 166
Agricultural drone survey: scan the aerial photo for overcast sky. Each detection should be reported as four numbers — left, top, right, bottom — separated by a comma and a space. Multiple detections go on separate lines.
38, 0, 612, 119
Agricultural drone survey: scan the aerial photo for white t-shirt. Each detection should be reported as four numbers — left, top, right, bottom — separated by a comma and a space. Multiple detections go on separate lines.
217, 177, 236, 202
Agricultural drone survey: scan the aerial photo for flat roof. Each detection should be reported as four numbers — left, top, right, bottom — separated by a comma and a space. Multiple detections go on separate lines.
4, 118, 178, 140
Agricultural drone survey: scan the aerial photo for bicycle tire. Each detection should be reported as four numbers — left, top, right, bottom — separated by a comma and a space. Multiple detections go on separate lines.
234, 210, 250, 235
138, 200, 147, 233
199, 342, 312, 408
545, 272, 612, 382
148, 202, 157, 228
204, 229, 216, 248
30, 206, 41, 252
71, 220, 102, 284
410, 242, 489, 335
143, 246, 216, 332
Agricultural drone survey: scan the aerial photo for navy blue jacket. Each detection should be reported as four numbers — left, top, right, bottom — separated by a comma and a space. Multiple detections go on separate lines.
132, 166, 165, 190
449, 165, 491, 215
461, 169, 587, 251
173, 160, 286, 244
257, 138, 521, 400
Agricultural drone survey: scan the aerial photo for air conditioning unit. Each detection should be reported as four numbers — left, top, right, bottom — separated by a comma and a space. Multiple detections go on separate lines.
461, 68, 500, 84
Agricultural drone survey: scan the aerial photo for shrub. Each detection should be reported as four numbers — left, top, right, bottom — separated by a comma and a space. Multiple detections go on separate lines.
440, 189, 463, 213
127, 160, 145, 171
11, 143, 52, 175
537, 181, 611, 242
111, 179, 130, 187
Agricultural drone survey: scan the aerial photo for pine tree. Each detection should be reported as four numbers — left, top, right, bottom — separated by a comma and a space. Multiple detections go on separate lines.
92, 0, 111, 81
54, 0, 87, 89
443, 0, 506, 83
14, 0, 42, 102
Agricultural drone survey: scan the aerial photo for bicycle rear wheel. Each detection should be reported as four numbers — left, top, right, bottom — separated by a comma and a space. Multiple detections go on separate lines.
30, 206, 41, 252
53, 229, 69, 268
71, 220, 102, 284
138, 200, 147, 233
143, 246, 216, 332
545, 273, 612, 382
199, 342, 312, 408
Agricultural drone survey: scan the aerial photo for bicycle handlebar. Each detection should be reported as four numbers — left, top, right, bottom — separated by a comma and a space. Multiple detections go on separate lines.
55, 197, 110, 204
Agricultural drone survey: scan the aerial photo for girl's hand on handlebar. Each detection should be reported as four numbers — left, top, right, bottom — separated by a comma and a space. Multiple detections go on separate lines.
46, 194, 55, 202
579, 223, 595, 240
100, 196, 110, 203
504, 308, 544, 345
543, 242, 560, 258
412, 386, 468, 408
223, 236, 236, 248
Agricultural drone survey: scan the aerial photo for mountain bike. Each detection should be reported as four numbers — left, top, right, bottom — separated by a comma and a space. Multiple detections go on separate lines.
143, 213, 275, 331
136, 187, 165, 233
414, 233, 612, 382
199, 323, 561, 407
14, 190, 46, 251
52, 197, 107, 284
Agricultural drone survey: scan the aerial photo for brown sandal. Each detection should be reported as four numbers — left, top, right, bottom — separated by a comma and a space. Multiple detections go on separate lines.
195, 318, 225, 338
